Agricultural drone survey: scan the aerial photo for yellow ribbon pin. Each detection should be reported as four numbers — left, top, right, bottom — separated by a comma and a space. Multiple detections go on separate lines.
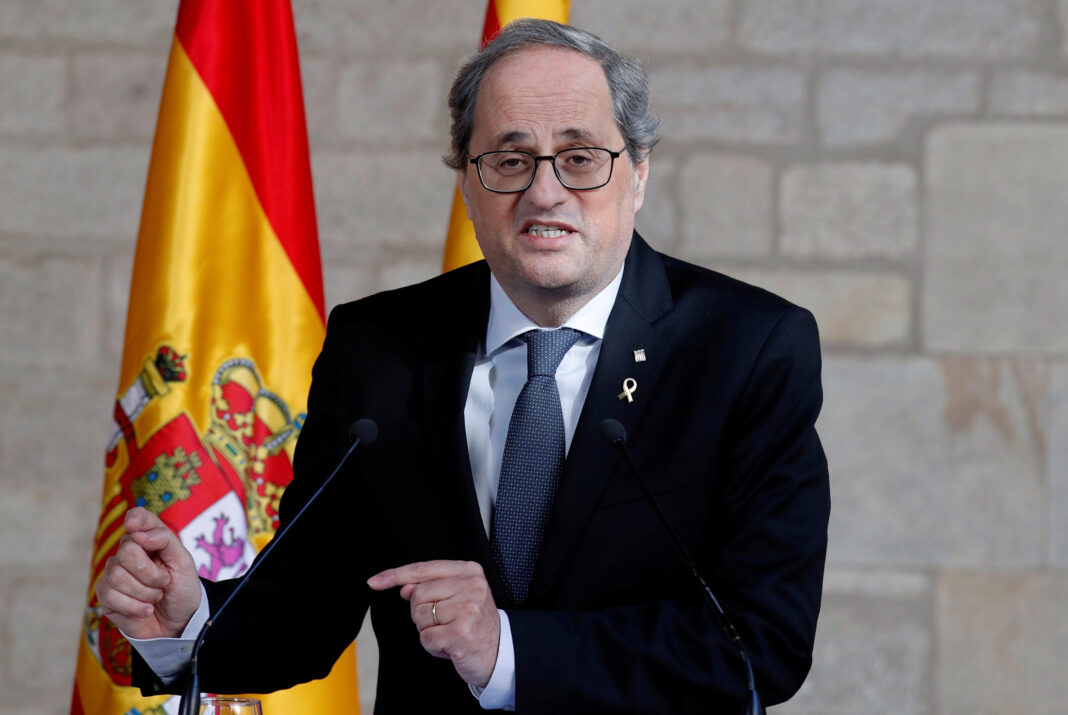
617, 377, 637, 403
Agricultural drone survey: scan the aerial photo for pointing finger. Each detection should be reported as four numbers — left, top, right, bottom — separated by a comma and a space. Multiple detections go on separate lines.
367, 560, 482, 590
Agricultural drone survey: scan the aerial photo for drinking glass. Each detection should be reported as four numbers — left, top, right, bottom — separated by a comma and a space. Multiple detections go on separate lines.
199, 696, 263, 715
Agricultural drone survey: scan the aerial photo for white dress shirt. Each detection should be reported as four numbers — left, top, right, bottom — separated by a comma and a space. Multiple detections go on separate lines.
466, 269, 622, 709
128, 266, 624, 711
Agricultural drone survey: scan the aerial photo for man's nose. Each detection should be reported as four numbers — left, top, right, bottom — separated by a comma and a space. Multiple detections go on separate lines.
523, 159, 571, 207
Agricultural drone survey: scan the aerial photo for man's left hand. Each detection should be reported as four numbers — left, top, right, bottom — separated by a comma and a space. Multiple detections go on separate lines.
367, 560, 500, 688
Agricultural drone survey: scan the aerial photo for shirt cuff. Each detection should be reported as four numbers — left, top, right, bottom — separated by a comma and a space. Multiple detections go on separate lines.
468, 609, 516, 711
123, 582, 210, 683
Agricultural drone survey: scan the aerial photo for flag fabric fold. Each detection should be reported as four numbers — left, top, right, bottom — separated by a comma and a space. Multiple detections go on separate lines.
71, 1, 359, 713
441, 0, 571, 272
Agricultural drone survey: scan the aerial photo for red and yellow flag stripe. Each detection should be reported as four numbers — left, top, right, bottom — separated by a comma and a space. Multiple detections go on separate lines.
72, 1, 358, 713
442, 0, 570, 272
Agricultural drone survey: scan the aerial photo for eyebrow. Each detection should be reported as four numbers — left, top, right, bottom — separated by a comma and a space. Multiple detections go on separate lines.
491, 127, 602, 149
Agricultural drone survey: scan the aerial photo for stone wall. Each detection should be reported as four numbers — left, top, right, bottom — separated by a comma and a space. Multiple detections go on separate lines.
1, 1, 1065, 713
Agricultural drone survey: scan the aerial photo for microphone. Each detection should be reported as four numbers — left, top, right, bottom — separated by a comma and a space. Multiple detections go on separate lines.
599, 419, 764, 715
179, 418, 378, 715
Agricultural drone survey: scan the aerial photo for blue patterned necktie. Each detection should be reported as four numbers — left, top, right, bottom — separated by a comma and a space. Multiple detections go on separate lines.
491, 327, 581, 604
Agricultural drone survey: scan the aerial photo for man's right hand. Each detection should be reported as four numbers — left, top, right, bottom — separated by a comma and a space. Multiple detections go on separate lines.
96, 507, 202, 639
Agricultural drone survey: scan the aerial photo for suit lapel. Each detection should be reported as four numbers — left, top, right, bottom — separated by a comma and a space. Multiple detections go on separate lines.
420, 263, 503, 587
528, 234, 674, 604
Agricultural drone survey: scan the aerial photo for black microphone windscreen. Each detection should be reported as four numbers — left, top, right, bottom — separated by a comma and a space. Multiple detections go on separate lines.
349, 418, 378, 446
600, 418, 627, 445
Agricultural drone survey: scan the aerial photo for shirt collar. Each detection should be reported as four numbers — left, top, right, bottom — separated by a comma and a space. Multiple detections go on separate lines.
484, 266, 624, 356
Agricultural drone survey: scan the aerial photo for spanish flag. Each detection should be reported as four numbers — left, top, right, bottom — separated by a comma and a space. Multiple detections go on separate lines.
442, 0, 571, 272
70, 1, 360, 713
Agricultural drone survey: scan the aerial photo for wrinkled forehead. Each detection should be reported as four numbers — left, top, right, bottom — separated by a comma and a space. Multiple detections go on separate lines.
472, 45, 618, 146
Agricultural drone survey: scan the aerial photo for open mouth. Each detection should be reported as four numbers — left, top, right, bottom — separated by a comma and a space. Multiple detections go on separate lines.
522, 222, 577, 239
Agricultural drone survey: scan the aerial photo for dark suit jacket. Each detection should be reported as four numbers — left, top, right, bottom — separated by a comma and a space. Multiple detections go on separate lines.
136, 233, 830, 713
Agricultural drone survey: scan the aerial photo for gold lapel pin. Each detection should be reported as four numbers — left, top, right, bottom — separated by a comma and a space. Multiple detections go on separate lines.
633, 349, 646, 363
617, 377, 637, 403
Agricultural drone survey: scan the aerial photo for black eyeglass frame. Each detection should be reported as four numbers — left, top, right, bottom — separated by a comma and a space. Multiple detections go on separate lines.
468, 147, 625, 194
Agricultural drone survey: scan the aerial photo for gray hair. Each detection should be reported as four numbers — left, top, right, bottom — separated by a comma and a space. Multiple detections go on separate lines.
443, 19, 660, 170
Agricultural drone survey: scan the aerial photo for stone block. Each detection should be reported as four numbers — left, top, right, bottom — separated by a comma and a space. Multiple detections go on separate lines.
781, 163, 917, 260
71, 52, 168, 140
924, 125, 1068, 354
292, 0, 483, 54
0, 705, 54, 715
823, 568, 931, 597
338, 60, 443, 142
738, 0, 1041, 59
776, 570, 932, 715
0, 146, 148, 241
312, 149, 454, 252
819, 70, 979, 146
938, 573, 1068, 714
0, 54, 64, 136
1052, 364, 1068, 567
0, 255, 103, 367
990, 71, 1068, 117
300, 56, 337, 146
358, 611, 379, 714
570, 0, 730, 54
724, 269, 911, 348
0, 369, 116, 492
820, 357, 1044, 568
649, 65, 805, 144
103, 252, 135, 369
0, 483, 96, 569
0, 0, 177, 45
379, 255, 441, 293
680, 155, 771, 258
1062, 1, 1068, 56
634, 156, 677, 249
323, 258, 378, 313
9, 575, 86, 702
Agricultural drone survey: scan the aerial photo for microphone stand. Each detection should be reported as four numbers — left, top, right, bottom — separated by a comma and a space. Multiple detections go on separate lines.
601, 419, 764, 715
178, 419, 378, 715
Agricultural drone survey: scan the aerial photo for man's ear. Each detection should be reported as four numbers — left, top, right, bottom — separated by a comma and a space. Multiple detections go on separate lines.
632, 158, 650, 213
456, 170, 472, 219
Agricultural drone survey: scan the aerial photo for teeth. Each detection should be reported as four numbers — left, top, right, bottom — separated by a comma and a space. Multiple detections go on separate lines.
528, 225, 568, 238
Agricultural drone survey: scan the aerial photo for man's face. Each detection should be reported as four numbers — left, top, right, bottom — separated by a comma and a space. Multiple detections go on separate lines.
457, 45, 648, 315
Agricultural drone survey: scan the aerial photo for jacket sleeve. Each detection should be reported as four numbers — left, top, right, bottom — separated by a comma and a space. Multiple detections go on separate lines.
507, 306, 830, 713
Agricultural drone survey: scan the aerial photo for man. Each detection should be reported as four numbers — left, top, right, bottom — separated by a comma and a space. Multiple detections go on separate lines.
97, 19, 829, 713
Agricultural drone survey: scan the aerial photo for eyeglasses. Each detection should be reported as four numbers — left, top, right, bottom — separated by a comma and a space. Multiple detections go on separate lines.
468, 147, 624, 193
